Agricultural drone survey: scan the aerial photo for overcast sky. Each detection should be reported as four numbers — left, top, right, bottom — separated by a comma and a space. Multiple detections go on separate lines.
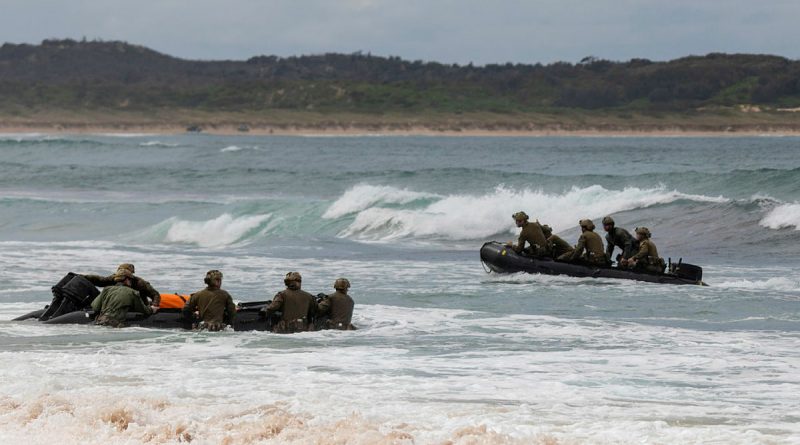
2, 0, 799, 65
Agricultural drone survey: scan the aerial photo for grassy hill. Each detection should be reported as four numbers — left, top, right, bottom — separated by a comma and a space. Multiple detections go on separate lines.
2, 39, 800, 133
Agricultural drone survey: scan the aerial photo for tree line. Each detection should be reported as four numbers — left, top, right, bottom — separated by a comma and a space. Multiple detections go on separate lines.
1, 39, 799, 112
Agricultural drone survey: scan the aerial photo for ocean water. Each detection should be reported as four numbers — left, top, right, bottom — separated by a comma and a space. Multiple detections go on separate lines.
0, 133, 798, 444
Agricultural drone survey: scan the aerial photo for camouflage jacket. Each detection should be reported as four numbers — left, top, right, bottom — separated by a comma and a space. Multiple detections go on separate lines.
83, 273, 161, 306
605, 227, 639, 260
318, 291, 355, 328
182, 287, 236, 325
548, 234, 574, 258
570, 230, 607, 264
267, 288, 317, 322
90, 285, 152, 323
514, 221, 548, 254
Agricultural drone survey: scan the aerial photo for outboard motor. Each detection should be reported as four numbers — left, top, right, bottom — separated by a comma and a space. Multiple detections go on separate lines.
670, 260, 703, 283
39, 273, 100, 321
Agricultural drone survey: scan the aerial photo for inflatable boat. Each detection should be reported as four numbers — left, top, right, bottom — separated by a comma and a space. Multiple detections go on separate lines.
10, 273, 320, 331
480, 241, 705, 286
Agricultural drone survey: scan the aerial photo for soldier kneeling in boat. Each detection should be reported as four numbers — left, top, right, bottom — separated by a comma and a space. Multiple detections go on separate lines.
560, 219, 609, 266
82, 263, 161, 312
266, 272, 317, 334
182, 270, 236, 331
91, 269, 152, 328
542, 224, 574, 259
602, 216, 639, 267
506, 211, 548, 256
316, 278, 356, 331
620, 227, 666, 274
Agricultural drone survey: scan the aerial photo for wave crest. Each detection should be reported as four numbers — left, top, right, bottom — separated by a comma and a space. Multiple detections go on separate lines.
759, 202, 800, 230
146, 213, 272, 248
323, 184, 439, 219
334, 184, 728, 241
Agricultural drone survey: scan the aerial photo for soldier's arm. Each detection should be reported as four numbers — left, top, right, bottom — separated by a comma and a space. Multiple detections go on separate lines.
631, 242, 648, 261
141, 280, 161, 306
570, 235, 586, 260
605, 234, 614, 259
83, 274, 115, 287
622, 234, 634, 258
266, 293, 284, 314
513, 230, 525, 253
225, 292, 236, 325
182, 294, 198, 319
131, 292, 152, 316
307, 295, 318, 319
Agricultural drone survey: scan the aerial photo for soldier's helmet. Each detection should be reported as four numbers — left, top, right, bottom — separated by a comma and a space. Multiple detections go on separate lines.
512, 211, 529, 222
541, 224, 553, 237
635, 227, 651, 238
579, 219, 596, 231
204, 269, 223, 285
333, 278, 351, 291
602, 216, 615, 226
284, 272, 303, 289
113, 268, 133, 282
117, 263, 135, 274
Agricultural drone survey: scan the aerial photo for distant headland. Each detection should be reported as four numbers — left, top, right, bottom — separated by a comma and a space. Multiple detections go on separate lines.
2, 39, 800, 135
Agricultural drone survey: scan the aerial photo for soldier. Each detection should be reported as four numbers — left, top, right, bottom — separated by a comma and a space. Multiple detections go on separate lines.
316, 278, 356, 331
542, 224, 574, 259
621, 227, 665, 274
505, 211, 548, 256
602, 216, 639, 266
182, 270, 236, 331
562, 219, 608, 266
266, 272, 317, 334
91, 269, 152, 328
82, 263, 161, 310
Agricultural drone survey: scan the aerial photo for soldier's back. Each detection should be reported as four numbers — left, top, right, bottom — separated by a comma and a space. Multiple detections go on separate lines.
191, 288, 232, 324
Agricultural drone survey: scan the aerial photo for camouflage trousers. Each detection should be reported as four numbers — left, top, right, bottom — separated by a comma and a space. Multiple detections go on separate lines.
95, 314, 126, 328
198, 321, 226, 332
319, 320, 356, 331
273, 319, 310, 334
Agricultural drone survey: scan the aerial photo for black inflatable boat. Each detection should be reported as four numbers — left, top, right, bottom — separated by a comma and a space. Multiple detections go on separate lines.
480, 241, 706, 286
10, 272, 320, 331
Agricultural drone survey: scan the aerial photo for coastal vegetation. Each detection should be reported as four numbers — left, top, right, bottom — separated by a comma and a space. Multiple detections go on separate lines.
2, 39, 800, 132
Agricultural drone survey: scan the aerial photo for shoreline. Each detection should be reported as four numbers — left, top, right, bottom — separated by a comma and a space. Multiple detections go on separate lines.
3, 123, 800, 137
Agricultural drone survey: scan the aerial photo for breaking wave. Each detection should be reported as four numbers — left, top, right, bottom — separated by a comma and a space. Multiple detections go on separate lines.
322, 184, 439, 219
759, 202, 800, 230
143, 213, 272, 248
332, 184, 728, 241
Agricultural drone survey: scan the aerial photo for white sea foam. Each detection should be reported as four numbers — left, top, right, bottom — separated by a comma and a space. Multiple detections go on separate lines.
0, 305, 797, 444
138, 140, 179, 147
323, 184, 440, 219
334, 184, 728, 241
162, 213, 272, 248
717, 277, 800, 292
759, 202, 800, 230
220, 145, 261, 153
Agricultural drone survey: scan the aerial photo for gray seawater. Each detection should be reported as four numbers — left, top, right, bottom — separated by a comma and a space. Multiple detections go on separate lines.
0, 133, 798, 444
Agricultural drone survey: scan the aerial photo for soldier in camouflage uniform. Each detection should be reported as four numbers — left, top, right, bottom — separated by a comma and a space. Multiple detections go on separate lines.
82, 263, 161, 310
266, 272, 317, 334
621, 227, 665, 274
316, 278, 356, 331
91, 269, 152, 327
601, 216, 639, 266
561, 219, 608, 266
542, 224, 574, 259
506, 211, 548, 256
182, 270, 236, 331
